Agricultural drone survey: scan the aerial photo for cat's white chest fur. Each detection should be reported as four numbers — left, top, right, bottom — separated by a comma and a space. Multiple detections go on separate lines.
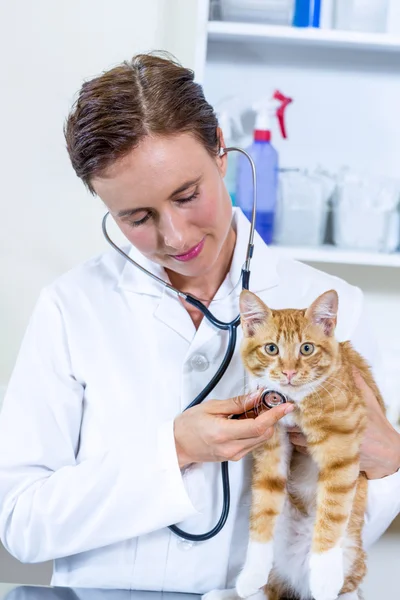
273, 454, 357, 600
279, 411, 297, 428
273, 454, 318, 599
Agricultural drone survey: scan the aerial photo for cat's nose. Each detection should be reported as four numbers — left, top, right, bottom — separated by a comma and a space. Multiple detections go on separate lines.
282, 370, 297, 383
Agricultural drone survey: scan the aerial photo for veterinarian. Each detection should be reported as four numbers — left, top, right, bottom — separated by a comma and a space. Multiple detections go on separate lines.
0, 53, 399, 592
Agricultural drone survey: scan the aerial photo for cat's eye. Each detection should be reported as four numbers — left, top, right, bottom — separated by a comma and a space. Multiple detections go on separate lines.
265, 343, 279, 356
300, 343, 315, 356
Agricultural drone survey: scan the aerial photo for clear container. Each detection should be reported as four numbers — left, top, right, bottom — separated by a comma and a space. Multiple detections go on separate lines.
334, 0, 389, 33
219, 0, 294, 25
332, 171, 400, 252
273, 170, 334, 246
333, 207, 399, 252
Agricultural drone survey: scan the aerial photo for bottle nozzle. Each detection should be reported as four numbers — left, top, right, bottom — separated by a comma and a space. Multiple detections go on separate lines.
273, 90, 293, 139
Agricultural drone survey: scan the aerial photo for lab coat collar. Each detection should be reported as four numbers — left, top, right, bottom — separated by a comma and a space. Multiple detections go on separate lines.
117, 208, 280, 299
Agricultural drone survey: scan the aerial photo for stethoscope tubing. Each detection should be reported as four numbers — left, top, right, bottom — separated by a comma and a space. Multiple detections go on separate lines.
102, 147, 258, 542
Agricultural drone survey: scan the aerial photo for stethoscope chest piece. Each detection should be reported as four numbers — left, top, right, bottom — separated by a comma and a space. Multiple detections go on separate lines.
261, 389, 288, 409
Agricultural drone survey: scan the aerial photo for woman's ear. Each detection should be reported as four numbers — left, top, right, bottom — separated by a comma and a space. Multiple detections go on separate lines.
216, 127, 228, 178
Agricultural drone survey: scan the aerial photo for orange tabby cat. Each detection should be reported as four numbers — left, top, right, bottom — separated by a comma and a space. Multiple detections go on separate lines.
235, 288, 385, 600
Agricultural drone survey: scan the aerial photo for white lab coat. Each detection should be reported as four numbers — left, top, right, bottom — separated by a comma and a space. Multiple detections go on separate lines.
0, 208, 399, 593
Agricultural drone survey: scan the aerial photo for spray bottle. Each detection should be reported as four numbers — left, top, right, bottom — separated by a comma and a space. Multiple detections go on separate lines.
217, 99, 244, 205
236, 90, 293, 244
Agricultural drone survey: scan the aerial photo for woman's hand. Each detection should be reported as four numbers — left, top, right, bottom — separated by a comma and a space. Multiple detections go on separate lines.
353, 369, 400, 480
174, 392, 294, 468
288, 371, 400, 480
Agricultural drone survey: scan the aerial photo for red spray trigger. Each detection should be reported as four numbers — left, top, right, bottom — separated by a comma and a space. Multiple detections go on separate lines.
273, 90, 293, 139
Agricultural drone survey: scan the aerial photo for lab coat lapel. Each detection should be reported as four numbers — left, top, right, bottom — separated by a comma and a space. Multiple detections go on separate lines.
153, 287, 196, 343
117, 244, 196, 342
117, 243, 167, 297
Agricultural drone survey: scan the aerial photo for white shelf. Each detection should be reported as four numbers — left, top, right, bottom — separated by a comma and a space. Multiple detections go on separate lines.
207, 21, 400, 52
271, 245, 400, 267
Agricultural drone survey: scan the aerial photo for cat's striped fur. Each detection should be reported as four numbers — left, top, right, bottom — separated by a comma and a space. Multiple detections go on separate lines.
237, 289, 385, 600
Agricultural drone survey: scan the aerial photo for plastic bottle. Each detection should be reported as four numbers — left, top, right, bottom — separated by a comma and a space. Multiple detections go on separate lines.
292, 0, 322, 28
236, 90, 293, 245
334, 0, 389, 33
218, 109, 242, 206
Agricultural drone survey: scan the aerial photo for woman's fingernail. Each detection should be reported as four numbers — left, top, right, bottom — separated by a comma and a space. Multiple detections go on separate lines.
284, 404, 295, 414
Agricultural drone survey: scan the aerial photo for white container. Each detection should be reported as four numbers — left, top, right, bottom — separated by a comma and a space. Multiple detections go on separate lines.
334, 0, 389, 33
386, 0, 400, 36
333, 206, 399, 252
274, 170, 334, 246
219, 0, 294, 25
332, 171, 400, 252
320, 0, 335, 29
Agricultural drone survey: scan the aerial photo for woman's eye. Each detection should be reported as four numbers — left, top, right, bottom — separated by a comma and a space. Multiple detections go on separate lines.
127, 190, 199, 228
177, 191, 199, 205
265, 343, 279, 356
300, 343, 315, 356
129, 213, 151, 227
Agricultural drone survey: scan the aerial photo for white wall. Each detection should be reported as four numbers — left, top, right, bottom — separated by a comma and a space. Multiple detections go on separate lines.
0, 0, 202, 386
0, 0, 200, 584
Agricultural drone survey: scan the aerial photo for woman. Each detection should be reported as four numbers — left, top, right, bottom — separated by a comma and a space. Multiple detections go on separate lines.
0, 53, 399, 594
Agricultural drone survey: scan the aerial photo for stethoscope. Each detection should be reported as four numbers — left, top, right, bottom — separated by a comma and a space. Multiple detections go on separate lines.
101, 146, 287, 542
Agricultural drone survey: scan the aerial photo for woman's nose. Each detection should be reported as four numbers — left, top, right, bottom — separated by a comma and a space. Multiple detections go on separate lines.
159, 211, 186, 250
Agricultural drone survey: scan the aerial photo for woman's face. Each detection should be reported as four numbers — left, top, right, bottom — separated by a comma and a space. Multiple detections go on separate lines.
91, 131, 233, 280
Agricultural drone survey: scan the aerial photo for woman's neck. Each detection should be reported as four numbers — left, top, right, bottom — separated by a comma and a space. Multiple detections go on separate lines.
166, 226, 236, 305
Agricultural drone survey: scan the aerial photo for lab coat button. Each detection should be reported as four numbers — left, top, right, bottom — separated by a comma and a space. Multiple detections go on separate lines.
189, 354, 209, 371
176, 538, 195, 550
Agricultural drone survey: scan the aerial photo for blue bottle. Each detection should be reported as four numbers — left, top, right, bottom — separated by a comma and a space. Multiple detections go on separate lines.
236, 91, 292, 245
292, 0, 321, 28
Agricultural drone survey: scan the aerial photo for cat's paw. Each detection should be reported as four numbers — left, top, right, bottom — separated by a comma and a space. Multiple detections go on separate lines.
236, 541, 274, 598
309, 547, 344, 600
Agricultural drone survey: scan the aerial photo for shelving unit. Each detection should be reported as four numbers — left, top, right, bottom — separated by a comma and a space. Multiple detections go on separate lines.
203, 9, 400, 272
197, 0, 400, 424
271, 245, 400, 267
207, 21, 400, 53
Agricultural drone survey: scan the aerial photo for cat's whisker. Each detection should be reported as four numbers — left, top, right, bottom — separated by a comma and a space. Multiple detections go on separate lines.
306, 381, 324, 420
232, 377, 269, 418
325, 381, 348, 403
230, 375, 251, 397
309, 383, 324, 419
327, 375, 351, 392
316, 378, 346, 398
321, 379, 349, 405
317, 382, 339, 416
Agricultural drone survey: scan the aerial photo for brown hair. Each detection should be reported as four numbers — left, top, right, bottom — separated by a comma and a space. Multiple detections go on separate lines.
64, 52, 219, 195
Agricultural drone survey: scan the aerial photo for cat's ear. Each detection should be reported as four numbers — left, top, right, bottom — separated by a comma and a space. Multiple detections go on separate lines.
239, 290, 271, 337
305, 290, 338, 337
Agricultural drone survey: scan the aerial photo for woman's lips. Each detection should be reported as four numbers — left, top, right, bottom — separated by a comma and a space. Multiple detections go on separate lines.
172, 237, 205, 262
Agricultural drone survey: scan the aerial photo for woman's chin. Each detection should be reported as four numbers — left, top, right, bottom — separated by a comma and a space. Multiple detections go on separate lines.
166, 254, 218, 280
